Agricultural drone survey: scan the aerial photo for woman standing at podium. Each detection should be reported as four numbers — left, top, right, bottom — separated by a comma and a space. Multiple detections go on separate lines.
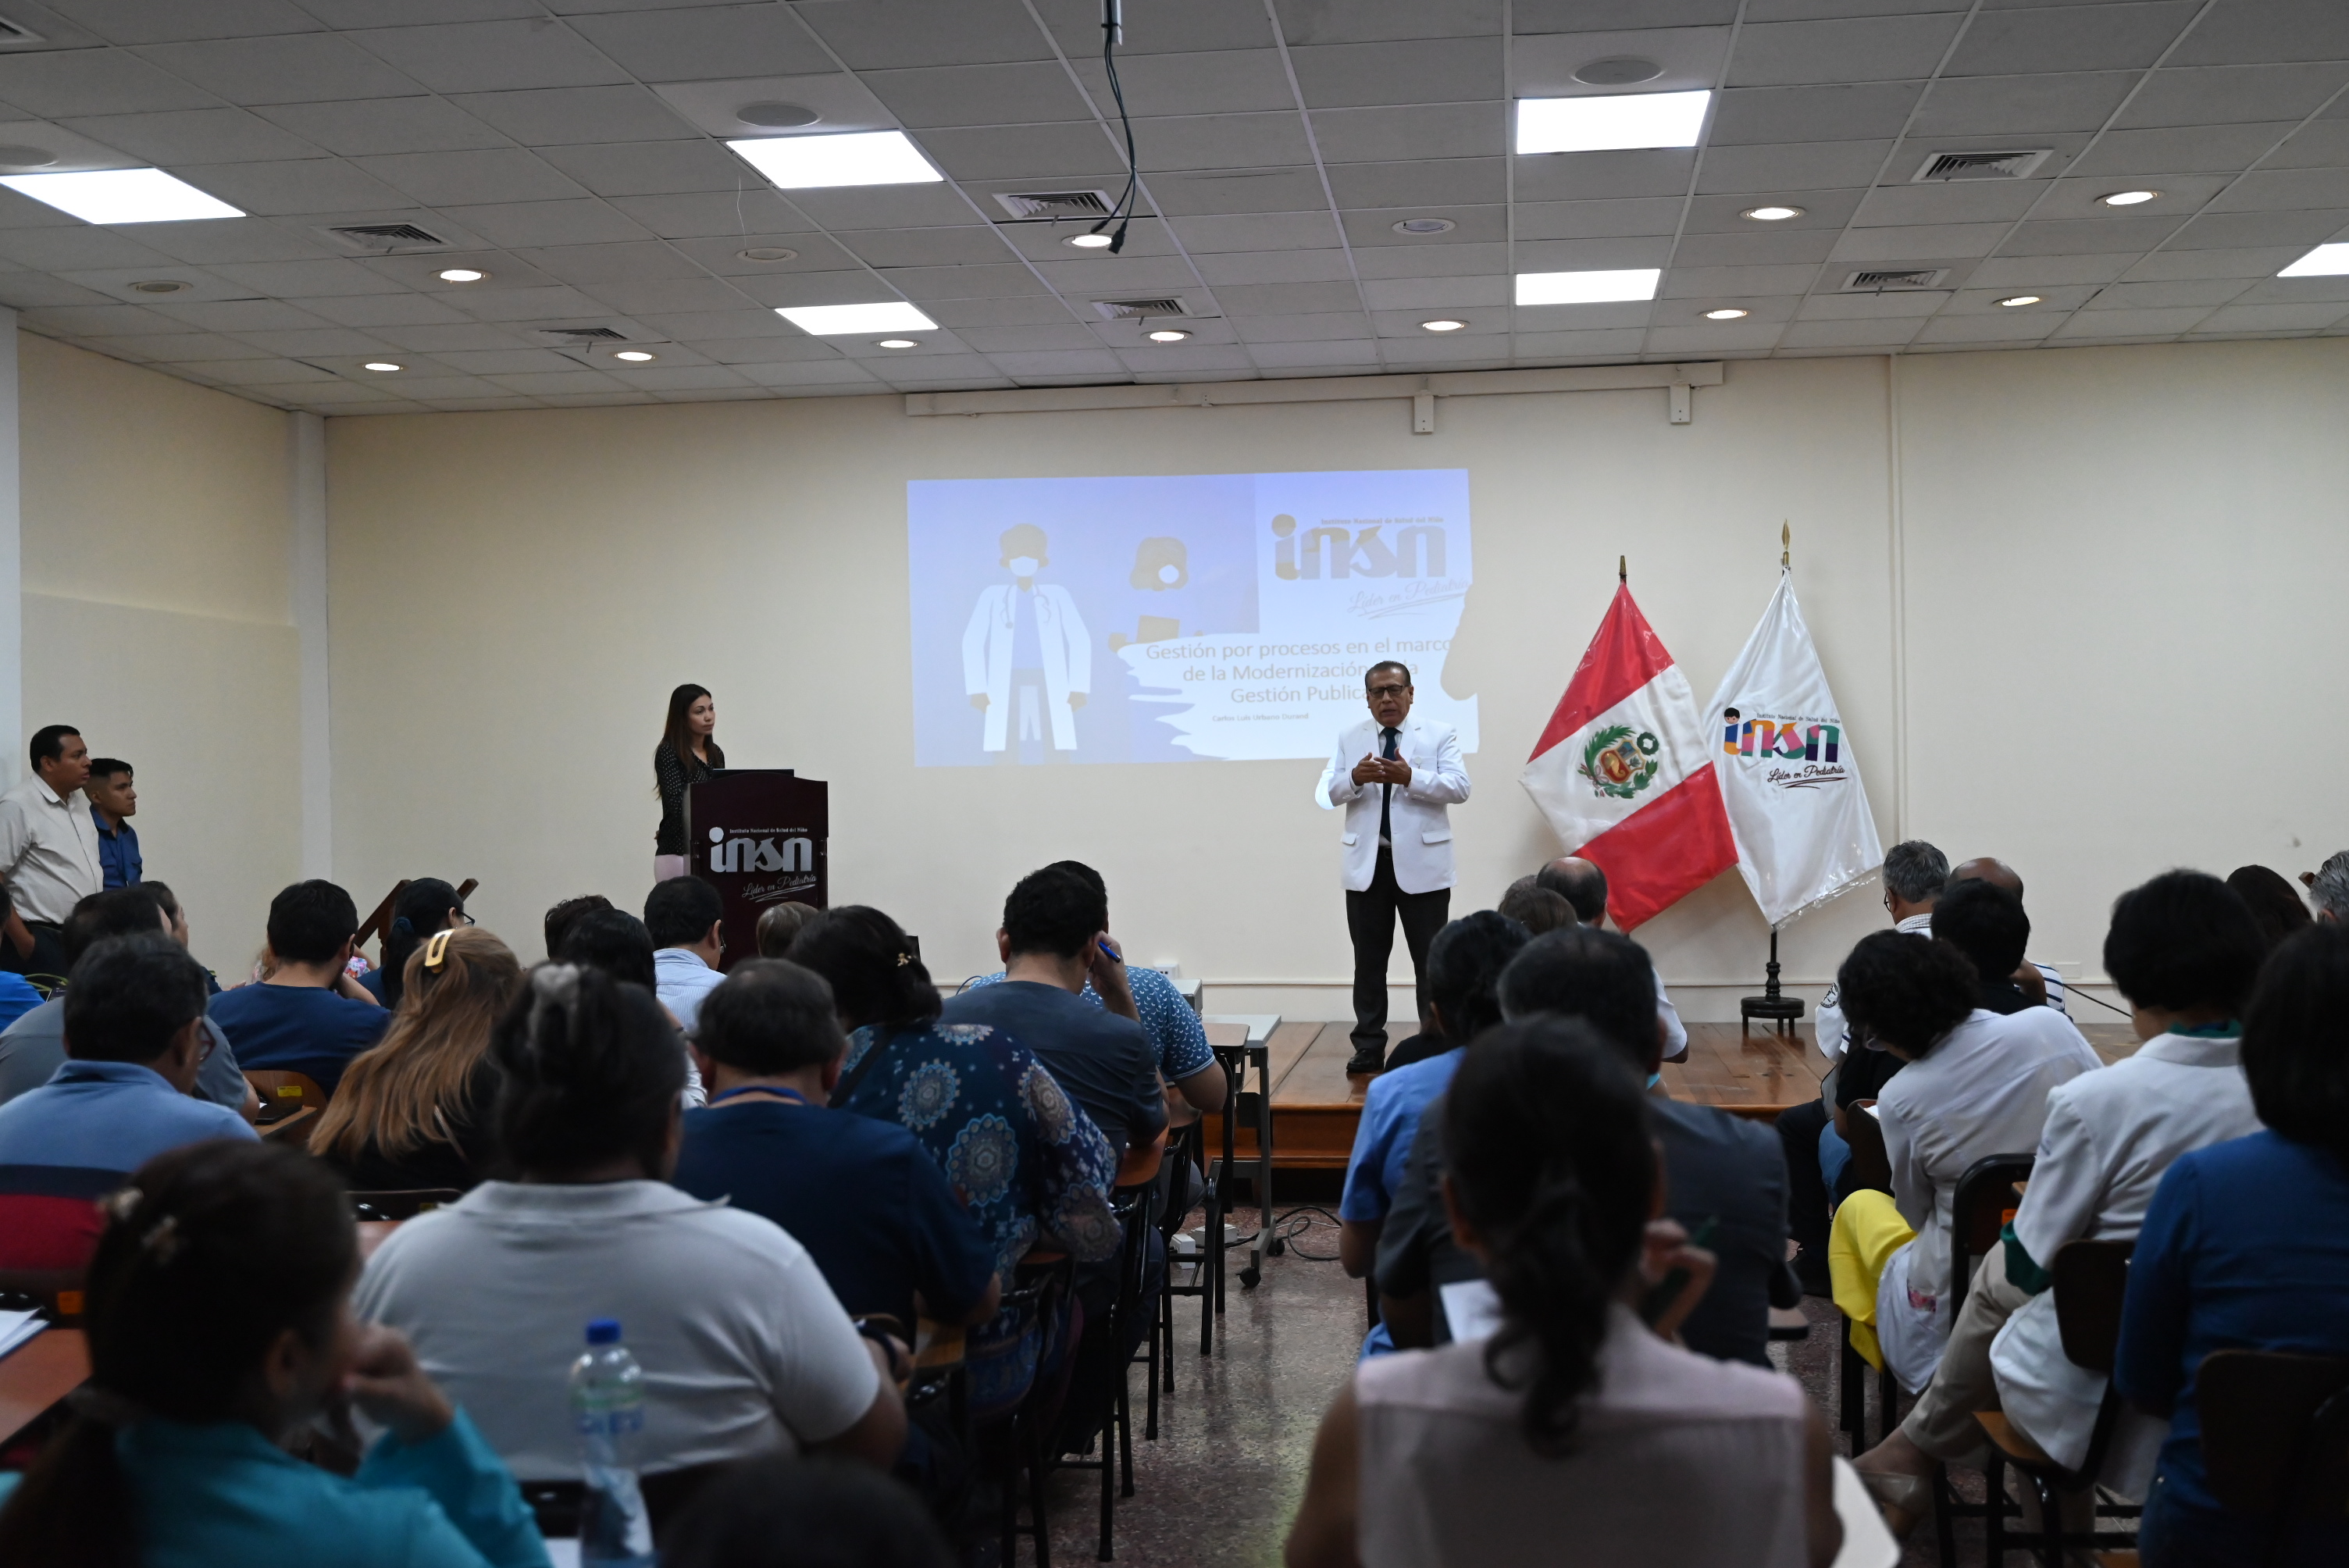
654, 683, 724, 883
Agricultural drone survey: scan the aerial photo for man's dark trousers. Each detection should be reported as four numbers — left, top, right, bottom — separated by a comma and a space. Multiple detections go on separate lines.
1347, 845, 1449, 1057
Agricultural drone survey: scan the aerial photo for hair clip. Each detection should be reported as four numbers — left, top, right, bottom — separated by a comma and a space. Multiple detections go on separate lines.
424, 929, 455, 971
896, 952, 912, 967
139, 1213, 182, 1264
101, 1188, 144, 1224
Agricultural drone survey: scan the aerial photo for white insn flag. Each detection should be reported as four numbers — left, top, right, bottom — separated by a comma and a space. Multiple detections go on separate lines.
1706, 568, 1882, 927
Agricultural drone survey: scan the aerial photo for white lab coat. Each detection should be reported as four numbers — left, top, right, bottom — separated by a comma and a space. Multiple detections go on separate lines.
1316, 716, 1470, 895
962, 581, 1090, 752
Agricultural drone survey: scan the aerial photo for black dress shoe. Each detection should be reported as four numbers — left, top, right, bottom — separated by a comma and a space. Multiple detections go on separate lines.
1346, 1046, 1386, 1075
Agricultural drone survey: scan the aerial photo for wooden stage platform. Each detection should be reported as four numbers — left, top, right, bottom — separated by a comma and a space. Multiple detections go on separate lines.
1205, 1017, 2144, 1174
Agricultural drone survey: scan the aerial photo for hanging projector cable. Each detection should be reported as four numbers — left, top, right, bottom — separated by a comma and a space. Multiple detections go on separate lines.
1088, 0, 1141, 253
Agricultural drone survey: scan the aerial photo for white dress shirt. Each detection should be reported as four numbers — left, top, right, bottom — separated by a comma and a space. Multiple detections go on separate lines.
0, 775, 103, 925
1813, 911, 1934, 1060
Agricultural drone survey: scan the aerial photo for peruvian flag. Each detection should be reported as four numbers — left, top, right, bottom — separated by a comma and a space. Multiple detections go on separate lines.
1520, 583, 1738, 928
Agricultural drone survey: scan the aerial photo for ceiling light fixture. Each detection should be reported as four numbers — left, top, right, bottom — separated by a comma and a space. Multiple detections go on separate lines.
1516, 91, 1709, 155
1995, 294, 2043, 308
1420, 319, 1467, 332
736, 102, 821, 129
0, 167, 242, 224
775, 301, 938, 335
726, 131, 940, 191
362, 362, 401, 372
613, 349, 657, 362
1515, 268, 1660, 305
128, 280, 189, 294
875, 338, 918, 348
736, 247, 800, 263
1702, 308, 1749, 320
2279, 243, 2349, 277
1146, 329, 1189, 342
1573, 56, 1663, 87
1064, 231, 1114, 248
2099, 190, 2158, 207
437, 267, 487, 283
1392, 217, 1456, 235
1741, 205, 1804, 222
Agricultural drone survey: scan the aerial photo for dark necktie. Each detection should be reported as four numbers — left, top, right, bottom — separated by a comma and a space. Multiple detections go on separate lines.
1378, 726, 1399, 845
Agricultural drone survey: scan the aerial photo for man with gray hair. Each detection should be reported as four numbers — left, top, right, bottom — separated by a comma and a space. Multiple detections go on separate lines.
2308, 851, 2349, 925
1812, 839, 1948, 1062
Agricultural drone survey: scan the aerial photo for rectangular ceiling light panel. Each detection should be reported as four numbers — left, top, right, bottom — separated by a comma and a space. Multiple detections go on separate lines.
777, 301, 938, 334
1516, 91, 1709, 155
2279, 244, 2349, 277
727, 131, 940, 190
1516, 269, 1660, 305
0, 168, 243, 223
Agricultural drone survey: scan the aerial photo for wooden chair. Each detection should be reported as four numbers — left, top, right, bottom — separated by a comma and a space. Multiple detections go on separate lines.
1050, 1183, 1157, 1560
2198, 1349, 2349, 1566
1931, 1152, 2037, 1561
245, 1068, 329, 1117
348, 1189, 464, 1221
1834, 1101, 1900, 1450
1976, 1239, 2140, 1567
355, 878, 479, 963
995, 1253, 1076, 1568
0, 1268, 86, 1326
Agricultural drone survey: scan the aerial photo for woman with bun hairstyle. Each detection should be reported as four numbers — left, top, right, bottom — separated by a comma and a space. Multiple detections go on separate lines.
358, 879, 469, 1008
1286, 1017, 1840, 1568
653, 686, 722, 883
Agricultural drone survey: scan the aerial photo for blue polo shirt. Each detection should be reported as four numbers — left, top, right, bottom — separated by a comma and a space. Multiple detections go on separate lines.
209, 983, 389, 1097
1340, 1048, 1463, 1225
962, 965, 1213, 1083
93, 810, 141, 888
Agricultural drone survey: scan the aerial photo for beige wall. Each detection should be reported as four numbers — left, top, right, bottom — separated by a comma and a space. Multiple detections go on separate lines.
323, 338, 2349, 1016
16, 333, 301, 978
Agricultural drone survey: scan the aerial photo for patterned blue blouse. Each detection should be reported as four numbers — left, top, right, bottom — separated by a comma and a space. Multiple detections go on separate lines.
835, 1021, 1119, 1273
961, 966, 1214, 1082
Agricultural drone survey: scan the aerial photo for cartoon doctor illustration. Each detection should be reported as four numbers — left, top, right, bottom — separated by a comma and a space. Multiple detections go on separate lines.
962, 523, 1090, 761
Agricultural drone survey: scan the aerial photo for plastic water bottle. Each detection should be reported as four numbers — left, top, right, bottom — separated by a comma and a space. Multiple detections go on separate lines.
570, 1319, 654, 1567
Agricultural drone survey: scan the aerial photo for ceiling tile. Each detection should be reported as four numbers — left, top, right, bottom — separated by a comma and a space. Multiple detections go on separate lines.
678, 333, 845, 362
134, 219, 348, 264
444, 281, 628, 320
428, 347, 590, 374
1513, 234, 1675, 269
1727, 13, 1965, 87
735, 362, 884, 388
1192, 248, 1354, 284
1943, 2, 2201, 77
564, 7, 836, 82
533, 141, 747, 198
606, 191, 821, 239
1230, 311, 1378, 341
1909, 72, 2135, 137
514, 241, 711, 285
952, 323, 1100, 351
1028, 254, 1196, 293
0, 225, 180, 270
1830, 221, 2012, 260
2165, 0, 2349, 68
987, 216, 1179, 263
349, 21, 633, 94
1643, 321, 1787, 352
1353, 241, 1506, 278
914, 122, 1124, 182
1130, 112, 1314, 169
485, 369, 627, 394
1342, 205, 1508, 246
1911, 311, 2055, 343
2116, 63, 2349, 130
1173, 209, 1342, 252
254, 97, 508, 157
722, 268, 910, 308
1360, 276, 1502, 310
169, 157, 412, 214
2069, 123, 2300, 175
2120, 244, 2304, 280
796, 0, 1055, 71
1510, 26, 1733, 97
1284, 38, 1500, 108
49, 0, 318, 44
1677, 228, 1841, 265
1064, 51, 1295, 117
1852, 179, 2051, 226
1794, 290, 1945, 319
208, 257, 406, 297
232, 326, 405, 355
2165, 208, 2349, 249
1505, 299, 1656, 331
1779, 315, 1927, 347
2042, 305, 2209, 337
1966, 251, 2137, 285
1511, 149, 1691, 202
1117, 344, 1256, 373
1244, 340, 1382, 367
1214, 279, 1367, 313
984, 348, 1125, 376
1274, 0, 1502, 45
1031, 0, 1270, 56
1651, 293, 1801, 325
577, 276, 754, 315
1696, 139, 1893, 192
777, 184, 979, 229
91, 330, 276, 358
1310, 104, 1502, 165
918, 295, 1078, 327
1658, 262, 1826, 297
0, 48, 223, 117
829, 226, 1013, 269
353, 149, 588, 206
1709, 82, 1926, 145
1146, 167, 1331, 215
2080, 278, 2249, 308
363, 321, 536, 352
2001, 214, 2185, 254
291, 290, 477, 326
0, 274, 127, 309
148, 297, 334, 331
437, 198, 654, 248
1684, 188, 1865, 232
2185, 301, 2349, 330
861, 62, 1095, 128
20, 301, 196, 335
58, 107, 328, 165
450, 84, 701, 145
135, 33, 427, 105
2207, 166, 2349, 213
1511, 198, 1684, 243
602, 364, 757, 390
1506, 326, 1649, 357
166, 355, 336, 382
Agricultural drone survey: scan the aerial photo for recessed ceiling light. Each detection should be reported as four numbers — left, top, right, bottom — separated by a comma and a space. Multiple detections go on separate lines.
875, 338, 918, 348
1741, 205, 1804, 222
1702, 308, 1749, 320
775, 301, 938, 335
0, 168, 242, 224
736, 102, 821, 129
128, 279, 189, 294
2279, 243, 2349, 277
1516, 91, 1709, 155
1420, 319, 1467, 332
1392, 217, 1456, 235
1516, 268, 1661, 305
613, 349, 657, 362
736, 247, 800, 263
726, 131, 939, 191
2099, 189, 2158, 207
1574, 56, 1663, 87
1995, 294, 2043, 308
437, 267, 487, 283
1064, 231, 1114, 248
1146, 329, 1189, 343
362, 362, 401, 372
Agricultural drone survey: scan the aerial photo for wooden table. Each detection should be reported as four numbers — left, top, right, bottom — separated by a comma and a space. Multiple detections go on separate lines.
0, 1328, 89, 1447
1660, 1022, 1827, 1120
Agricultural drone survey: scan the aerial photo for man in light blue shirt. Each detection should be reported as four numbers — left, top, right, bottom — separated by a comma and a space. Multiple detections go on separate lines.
646, 875, 726, 1033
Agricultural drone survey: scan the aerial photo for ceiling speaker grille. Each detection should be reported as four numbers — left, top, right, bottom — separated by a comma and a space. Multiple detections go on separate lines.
1844, 269, 1948, 291
1912, 149, 2051, 182
993, 190, 1115, 220
1092, 298, 1186, 319
326, 223, 447, 250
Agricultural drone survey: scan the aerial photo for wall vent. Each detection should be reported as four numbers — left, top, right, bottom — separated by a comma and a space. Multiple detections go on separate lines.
1912, 149, 2051, 183
529, 325, 632, 344
1091, 298, 1186, 320
993, 189, 1115, 221
326, 223, 448, 251
1843, 269, 1948, 292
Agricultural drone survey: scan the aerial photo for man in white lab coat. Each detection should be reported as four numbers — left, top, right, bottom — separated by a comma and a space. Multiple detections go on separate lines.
962, 523, 1090, 763
1317, 661, 1470, 1074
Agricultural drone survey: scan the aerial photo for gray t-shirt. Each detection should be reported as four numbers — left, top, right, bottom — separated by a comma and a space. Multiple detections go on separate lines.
0, 996, 247, 1110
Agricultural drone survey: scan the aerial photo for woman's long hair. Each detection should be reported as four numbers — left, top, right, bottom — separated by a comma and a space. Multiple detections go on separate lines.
375, 877, 465, 1009
1444, 1017, 1656, 1456
661, 683, 715, 767
0, 1142, 354, 1568
786, 905, 941, 1032
314, 927, 522, 1164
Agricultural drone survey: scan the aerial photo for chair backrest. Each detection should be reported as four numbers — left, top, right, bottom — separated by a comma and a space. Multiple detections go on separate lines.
1115, 1125, 1169, 1189
245, 1068, 329, 1115
2199, 1351, 2349, 1520
2051, 1239, 2132, 1374
1841, 1102, 1894, 1196
348, 1188, 463, 1222
1949, 1153, 2036, 1306
0, 1267, 87, 1325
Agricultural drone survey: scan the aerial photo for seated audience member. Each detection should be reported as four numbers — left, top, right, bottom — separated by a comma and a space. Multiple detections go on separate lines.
2309, 851, 2349, 925
0, 887, 253, 1115
356, 964, 904, 1481
1535, 856, 1687, 1060
312, 928, 524, 1194
1383, 910, 1536, 1073
0, 1140, 548, 1568
1930, 878, 2035, 1014
661, 1456, 952, 1568
939, 866, 1166, 1163
85, 757, 141, 889
790, 906, 1118, 1275
1855, 869, 2266, 1531
2222, 863, 2310, 952
961, 860, 1225, 1121
2116, 921, 2349, 1566
358, 878, 469, 1007
1286, 1019, 1840, 1568
673, 959, 1000, 1333
1381, 927, 1798, 1367
756, 900, 819, 958
1827, 931, 2101, 1396
647, 875, 728, 1033
0, 933, 257, 1270
1949, 857, 2069, 1011
541, 893, 613, 960
0, 885, 42, 1032
1494, 876, 1576, 936
559, 905, 704, 1106
1340, 912, 1531, 1310
209, 880, 387, 1098
143, 881, 219, 993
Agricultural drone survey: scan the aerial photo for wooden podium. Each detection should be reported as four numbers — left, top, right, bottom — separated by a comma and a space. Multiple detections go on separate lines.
685, 769, 827, 970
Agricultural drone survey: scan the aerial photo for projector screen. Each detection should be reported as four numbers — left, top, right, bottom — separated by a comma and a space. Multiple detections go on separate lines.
908, 469, 1475, 767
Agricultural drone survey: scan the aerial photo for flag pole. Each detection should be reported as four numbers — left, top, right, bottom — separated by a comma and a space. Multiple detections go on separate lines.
1618, 554, 1627, 583
1781, 521, 1791, 569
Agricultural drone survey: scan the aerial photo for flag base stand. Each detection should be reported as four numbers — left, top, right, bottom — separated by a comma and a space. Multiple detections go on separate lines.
1740, 928, 1805, 1039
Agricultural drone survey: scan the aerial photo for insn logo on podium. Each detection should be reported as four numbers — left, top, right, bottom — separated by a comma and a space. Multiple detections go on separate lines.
707, 825, 814, 875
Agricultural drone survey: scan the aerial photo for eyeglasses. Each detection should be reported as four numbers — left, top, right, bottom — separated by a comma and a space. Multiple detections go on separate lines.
452, 911, 476, 927
1367, 683, 1410, 699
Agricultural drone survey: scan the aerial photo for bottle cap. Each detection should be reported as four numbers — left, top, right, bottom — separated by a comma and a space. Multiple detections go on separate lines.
586, 1318, 622, 1345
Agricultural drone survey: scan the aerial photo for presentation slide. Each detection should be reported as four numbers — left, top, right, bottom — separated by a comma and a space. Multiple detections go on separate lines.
907, 469, 1476, 768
